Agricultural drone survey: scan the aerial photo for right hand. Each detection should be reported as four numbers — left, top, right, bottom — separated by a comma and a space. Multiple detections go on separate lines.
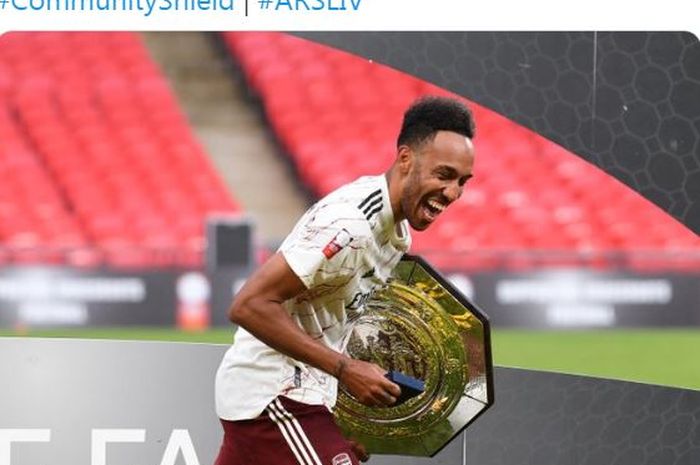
337, 358, 401, 407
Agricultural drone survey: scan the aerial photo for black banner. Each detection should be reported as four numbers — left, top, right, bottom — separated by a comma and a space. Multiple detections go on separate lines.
0, 267, 209, 328
1, 265, 698, 329
441, 270, 700, 328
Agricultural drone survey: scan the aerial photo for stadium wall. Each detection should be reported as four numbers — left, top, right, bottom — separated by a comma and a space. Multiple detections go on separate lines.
0, 265, 698, 329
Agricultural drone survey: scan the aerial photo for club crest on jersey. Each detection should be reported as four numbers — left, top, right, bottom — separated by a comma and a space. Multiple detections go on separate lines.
332, 453, 353, 465
322, 229, 353, 259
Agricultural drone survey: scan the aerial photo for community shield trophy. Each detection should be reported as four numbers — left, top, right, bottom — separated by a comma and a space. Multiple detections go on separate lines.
334, 255, 494, 457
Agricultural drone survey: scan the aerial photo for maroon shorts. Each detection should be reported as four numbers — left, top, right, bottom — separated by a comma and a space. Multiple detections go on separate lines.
214, 396, 360, 465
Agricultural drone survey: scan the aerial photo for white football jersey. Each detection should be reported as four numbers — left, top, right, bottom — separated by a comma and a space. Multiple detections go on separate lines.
215, 175, 411, 421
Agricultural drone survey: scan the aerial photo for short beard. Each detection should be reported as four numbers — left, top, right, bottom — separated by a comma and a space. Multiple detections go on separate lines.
400, 165, 424, 230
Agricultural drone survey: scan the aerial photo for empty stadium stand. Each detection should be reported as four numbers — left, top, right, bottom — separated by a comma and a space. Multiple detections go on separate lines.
223, 32, 700, 271
0, 32, 238, 268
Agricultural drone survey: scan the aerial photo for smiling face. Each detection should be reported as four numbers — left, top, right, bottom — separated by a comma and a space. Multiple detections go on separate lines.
399, 130, 475, 231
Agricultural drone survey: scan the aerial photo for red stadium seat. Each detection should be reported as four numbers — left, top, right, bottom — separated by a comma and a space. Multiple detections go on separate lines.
0, 32, 241, 268
222, 31, 699, 272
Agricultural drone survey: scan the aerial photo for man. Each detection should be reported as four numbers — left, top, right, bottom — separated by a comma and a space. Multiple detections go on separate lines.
214, 96, 476, 465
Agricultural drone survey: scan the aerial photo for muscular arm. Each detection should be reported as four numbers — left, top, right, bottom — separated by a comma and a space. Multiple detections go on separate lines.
228, 252, 343, 377
228, 252, 400, 407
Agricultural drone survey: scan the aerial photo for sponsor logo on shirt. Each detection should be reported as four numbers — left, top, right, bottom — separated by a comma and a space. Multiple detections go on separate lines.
322, 229, 353, 259
347, 291, 372, 310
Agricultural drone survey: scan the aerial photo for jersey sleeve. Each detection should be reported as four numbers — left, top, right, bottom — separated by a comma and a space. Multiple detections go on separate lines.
280, 204, 371, 289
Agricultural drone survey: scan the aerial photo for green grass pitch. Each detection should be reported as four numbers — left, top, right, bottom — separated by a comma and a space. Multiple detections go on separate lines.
1, 327, 699, 391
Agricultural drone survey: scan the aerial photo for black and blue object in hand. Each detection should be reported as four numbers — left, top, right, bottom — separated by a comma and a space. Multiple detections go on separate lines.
384, 371, 425, 404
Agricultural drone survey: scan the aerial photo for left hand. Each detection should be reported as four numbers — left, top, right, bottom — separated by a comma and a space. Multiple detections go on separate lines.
348, 439, 370, 462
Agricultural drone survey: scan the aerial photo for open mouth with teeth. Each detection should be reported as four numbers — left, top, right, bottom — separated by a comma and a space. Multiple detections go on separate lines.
420, 197, 447, 223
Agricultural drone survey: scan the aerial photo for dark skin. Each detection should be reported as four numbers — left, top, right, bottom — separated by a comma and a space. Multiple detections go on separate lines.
390, 130, 475, 231
229, 129, 475, 462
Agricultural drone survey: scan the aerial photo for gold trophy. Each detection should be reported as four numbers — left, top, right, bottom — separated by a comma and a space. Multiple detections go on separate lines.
334, 255, 494, 457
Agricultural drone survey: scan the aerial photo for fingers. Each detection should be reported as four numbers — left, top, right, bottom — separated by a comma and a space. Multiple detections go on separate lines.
378, 390, 396, 406
383, 379, 401, 398
355, 386, 396, 407
370, 363, 402, 397
341, 359, 403, 407
377, 374, 401, 400
369, 384, 399, 407
367, 367, 402, 406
